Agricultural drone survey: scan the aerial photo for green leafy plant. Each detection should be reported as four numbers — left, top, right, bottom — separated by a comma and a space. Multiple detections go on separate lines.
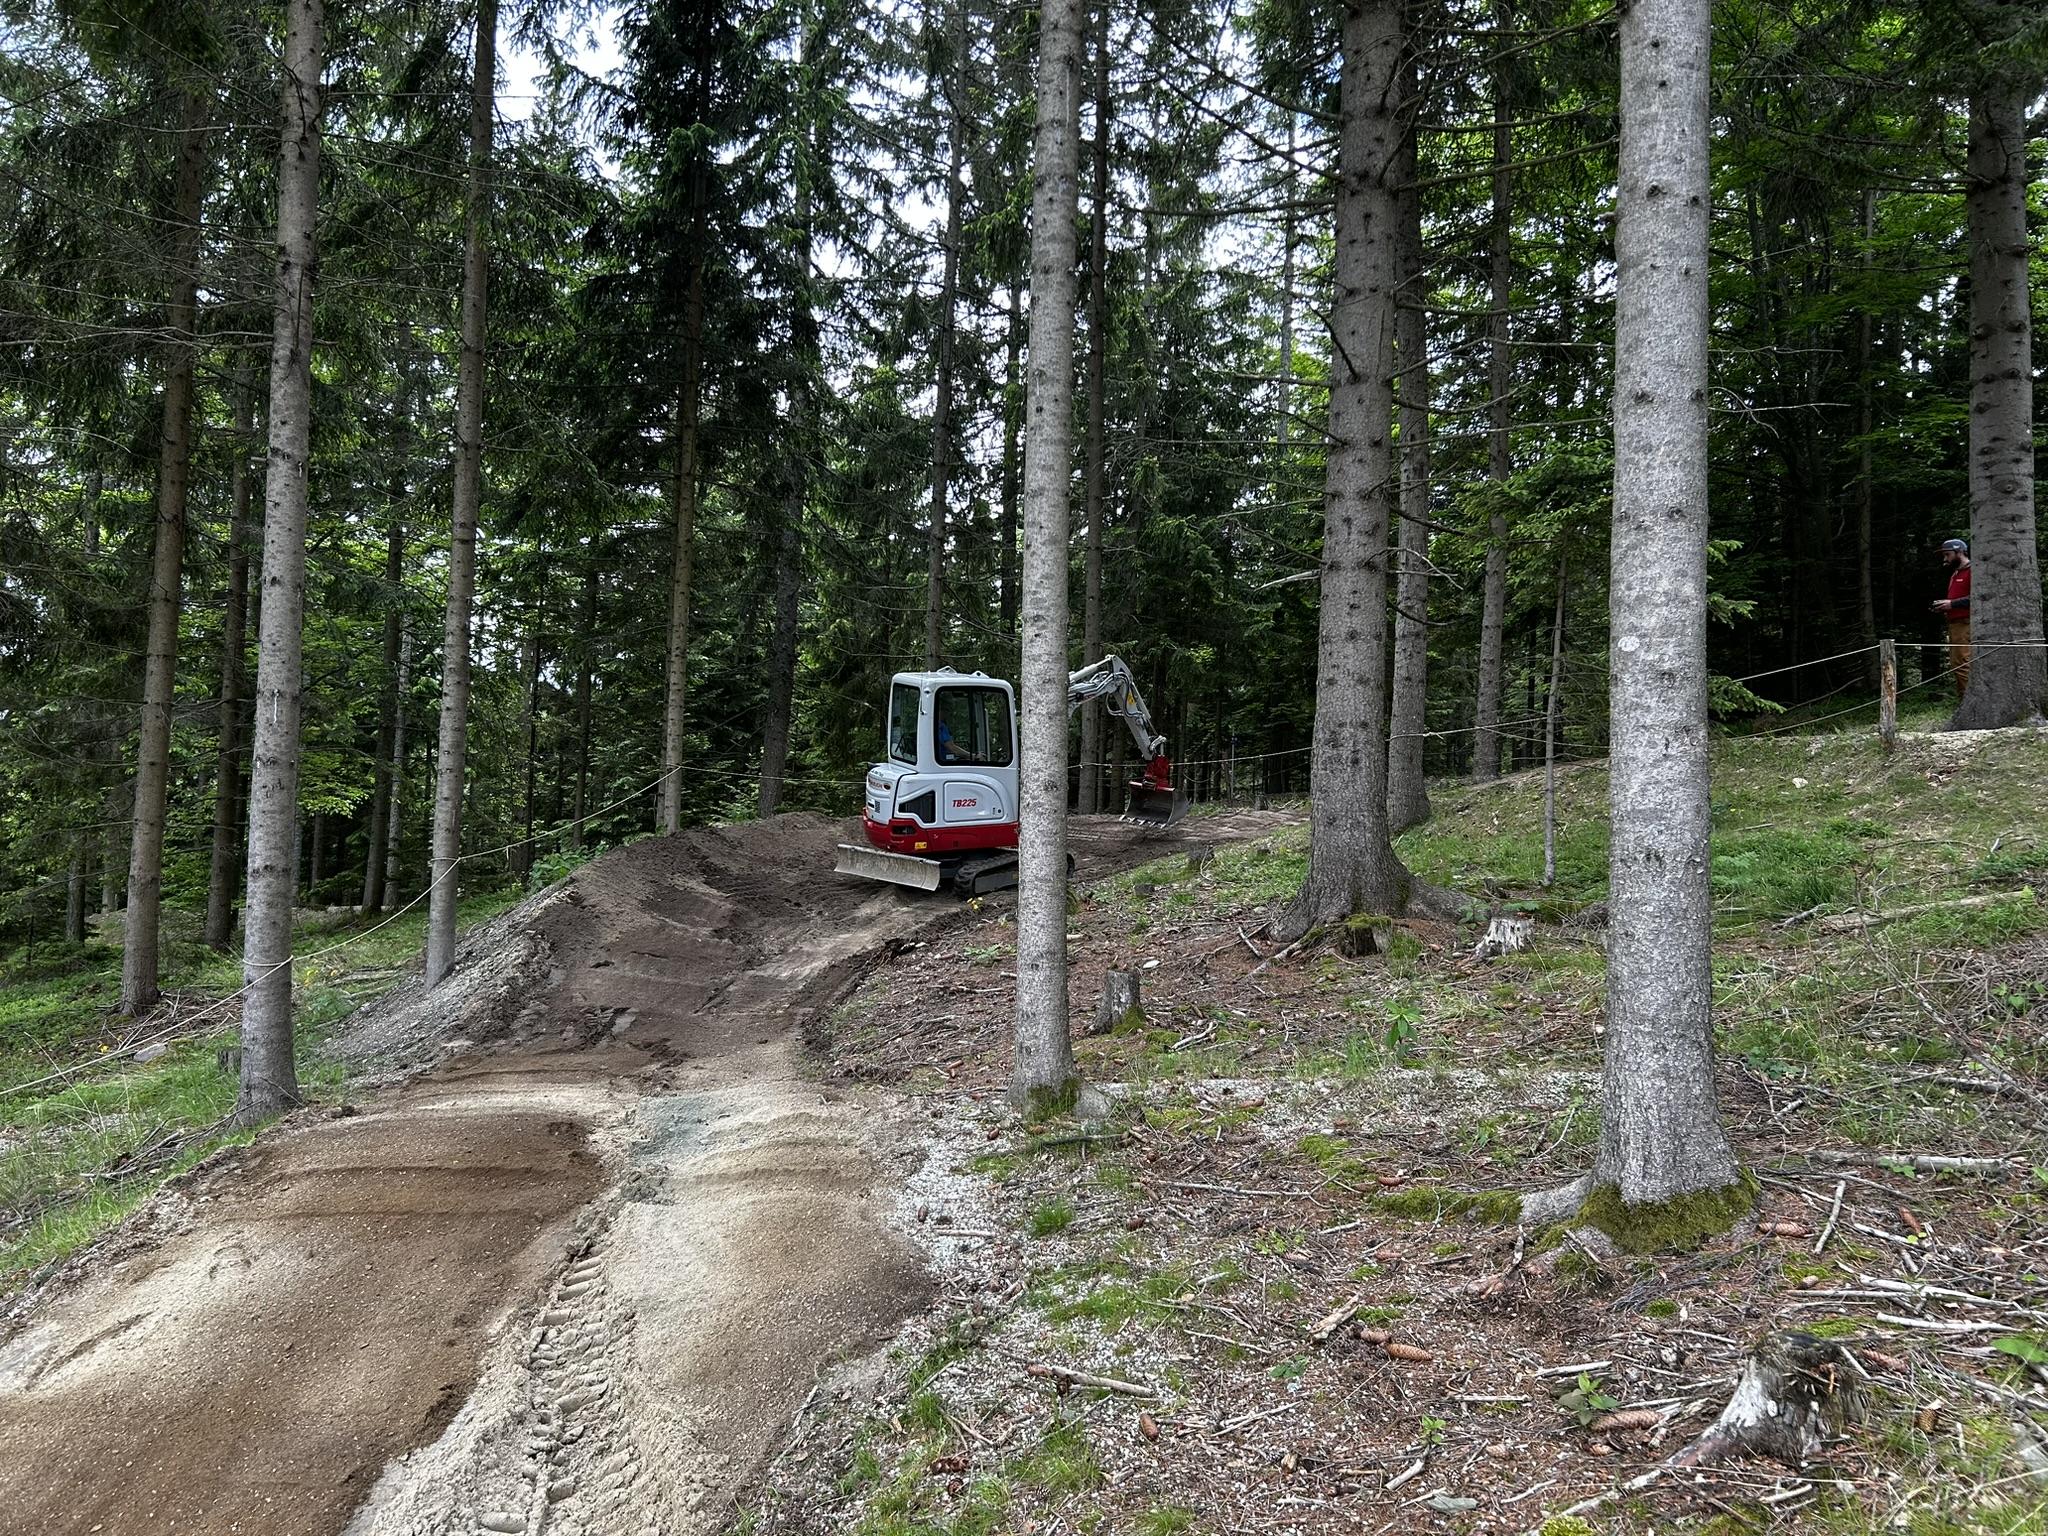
1556, 1372, 1619, 1427
1381, 999, 1422, 1061
1419, 1415, 1448, 1446
1269, 1354, 1308, 1382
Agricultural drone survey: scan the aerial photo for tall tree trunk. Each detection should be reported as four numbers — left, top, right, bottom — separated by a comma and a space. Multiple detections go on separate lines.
999, 282, 1023, 641
425, 0, 496, 985
1471, 12, 1512, 784
100, 771, 124, 913
658, 255, 706, 834
1278, 114, 1296, 449
360, 514, 404, 911
120, 88, 211, 1015
205, 370, 256, 951
517, 621, 540, 877
761, 23, 818, 820
924, 1, 968, 671
1076, 7, 1111, 815
383, 622, 410, 905
1596, 0, 1741, 1216
572, 564, 597, 849
1856, 188, 1880, 693
1276, 0, 1418, 942
66, 840, 87, 943
237, 0, 324, 1124
1541, 557, 1565, 886
759, 491, 803, 816
1011, 0, 1085, 1115
1387, 57, 1431, 835
1952, 73, 2046, 728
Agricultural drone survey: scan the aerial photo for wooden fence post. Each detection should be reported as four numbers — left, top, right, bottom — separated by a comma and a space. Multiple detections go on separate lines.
1878, 637, 1898, 753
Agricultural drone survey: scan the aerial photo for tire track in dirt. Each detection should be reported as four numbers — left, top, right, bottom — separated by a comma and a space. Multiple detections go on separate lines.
0, 811, 1275, 1536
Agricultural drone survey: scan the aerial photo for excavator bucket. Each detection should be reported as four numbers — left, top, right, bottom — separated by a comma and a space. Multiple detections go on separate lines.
833, 842, 944, 891
1122, 782, 1189, 829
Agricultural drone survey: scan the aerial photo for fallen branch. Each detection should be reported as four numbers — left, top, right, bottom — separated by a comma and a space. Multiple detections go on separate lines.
1813, 1180, 1846, 1254
1024, 1362, 1158, 1397
1809, 1150, 2012, 1176
1817, 891, 2032, 933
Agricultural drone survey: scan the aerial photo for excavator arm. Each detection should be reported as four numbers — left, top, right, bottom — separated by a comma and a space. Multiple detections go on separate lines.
1067, 655, 1186, 826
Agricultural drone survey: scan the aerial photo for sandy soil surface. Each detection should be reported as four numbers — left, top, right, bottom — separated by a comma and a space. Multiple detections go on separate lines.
0, 810, 1242, 1536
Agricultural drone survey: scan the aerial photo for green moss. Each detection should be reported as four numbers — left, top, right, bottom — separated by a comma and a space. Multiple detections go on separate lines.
1539, 1519, 1600, 1536
1644, 1298, 1679, 1319
1574, 1169, 1757, 1254
1799, 1317, 1866, 1340
1373, 1182, 1524, 1224
1022, 1078, 1080, 1121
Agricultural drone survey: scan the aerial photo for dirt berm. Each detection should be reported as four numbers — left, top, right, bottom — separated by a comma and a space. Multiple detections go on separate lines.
0, 810, 1249, 1536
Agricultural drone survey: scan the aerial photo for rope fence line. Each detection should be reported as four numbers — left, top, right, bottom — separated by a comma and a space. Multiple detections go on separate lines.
14, 634, 2047, 1060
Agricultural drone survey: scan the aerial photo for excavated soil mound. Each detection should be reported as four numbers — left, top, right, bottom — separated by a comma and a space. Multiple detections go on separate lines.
0, 810, 1267, 1536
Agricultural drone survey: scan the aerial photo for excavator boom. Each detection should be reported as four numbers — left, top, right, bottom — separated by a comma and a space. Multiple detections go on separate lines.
1068, 655, 1188, 828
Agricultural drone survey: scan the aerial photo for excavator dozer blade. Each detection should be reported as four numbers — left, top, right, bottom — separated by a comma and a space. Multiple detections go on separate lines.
833, 842, 944, 891
1122, 784, 1189, 829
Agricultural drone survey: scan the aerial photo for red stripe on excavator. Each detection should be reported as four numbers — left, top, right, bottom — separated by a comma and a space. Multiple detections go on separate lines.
863, 815, 1017, 855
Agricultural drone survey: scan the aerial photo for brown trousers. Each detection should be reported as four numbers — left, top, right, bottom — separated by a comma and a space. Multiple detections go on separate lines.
1948, 617, 1972, 698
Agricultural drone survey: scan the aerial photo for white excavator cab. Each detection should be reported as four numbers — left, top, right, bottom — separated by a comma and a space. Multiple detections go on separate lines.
833, 657, 1183, 894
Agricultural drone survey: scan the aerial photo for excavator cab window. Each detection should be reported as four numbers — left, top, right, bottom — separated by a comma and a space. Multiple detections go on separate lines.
888, 682, 920, 765
934, 686, 1013, 767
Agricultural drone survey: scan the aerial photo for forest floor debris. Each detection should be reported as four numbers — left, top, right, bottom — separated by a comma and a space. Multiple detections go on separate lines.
755, 729, 2048, 1536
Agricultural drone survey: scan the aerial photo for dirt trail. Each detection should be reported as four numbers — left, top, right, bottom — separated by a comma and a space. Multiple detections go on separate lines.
0, 811, 1264, 1536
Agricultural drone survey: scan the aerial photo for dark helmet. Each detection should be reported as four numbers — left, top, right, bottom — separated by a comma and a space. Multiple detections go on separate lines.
1940, 538, 1969, 553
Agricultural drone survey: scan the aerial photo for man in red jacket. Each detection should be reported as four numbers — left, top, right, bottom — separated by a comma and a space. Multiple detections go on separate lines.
1931, 538, 1971, 698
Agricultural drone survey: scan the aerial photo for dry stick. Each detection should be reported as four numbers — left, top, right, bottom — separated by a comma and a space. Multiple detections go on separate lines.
1814, 1180, 1847, 1254
1811, 1150, 2013, 1176
1023, 1362, 1157, 1397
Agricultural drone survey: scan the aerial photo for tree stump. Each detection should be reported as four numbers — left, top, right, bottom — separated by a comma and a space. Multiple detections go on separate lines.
1472, 915, 1533, 960
1091, 969, 1141, 1035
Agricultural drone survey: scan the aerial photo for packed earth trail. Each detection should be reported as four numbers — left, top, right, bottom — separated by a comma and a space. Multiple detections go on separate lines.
0, 811, 1246, 1536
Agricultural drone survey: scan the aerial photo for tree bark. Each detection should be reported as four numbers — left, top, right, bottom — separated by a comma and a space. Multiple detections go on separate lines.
1000, 282, 1023, 642
1011, 0, 1085, 1114
924, 1, 968, 672
1077, 6, 1111, 815
66, 840, 87, 943
658, 255, 706, 833
1542, 557, 1565, 886
572, 564, 596, 848
237, 0, 324, 1124
205, 370, 256, 951
761, 22, 819, 820
383, 622, 410, 905
1951, 74, 2046, 728
1387, 57, 1431, 835
759, 487, 803, 815
360, 513, 404, 911
1276, 0, 1417, 942
1598, 0, 1741, 1205
121, 87, 211, 1014
517, 620, 540, 878
1471, 9, 1512, 784
425, 0, 496, 985
1856, 188, 1880, 694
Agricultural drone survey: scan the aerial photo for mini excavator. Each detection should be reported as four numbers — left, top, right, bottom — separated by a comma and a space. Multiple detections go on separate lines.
832, 655, 1187, 895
